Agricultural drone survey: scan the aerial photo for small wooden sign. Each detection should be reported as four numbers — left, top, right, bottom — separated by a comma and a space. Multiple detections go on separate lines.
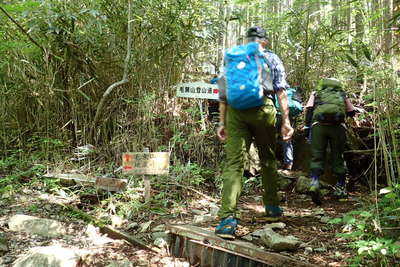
43, 173, 127, 192
122, 152, 170, 175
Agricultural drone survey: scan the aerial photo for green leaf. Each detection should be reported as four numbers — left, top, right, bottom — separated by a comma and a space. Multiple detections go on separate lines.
77, 89, 91, 101
337, 230, 364, 239
356, 224, 365, 231
361, 43, 372, 61
384, 193, 398, 199
344, 53, 358, 68
359, 211, 372, 218
328, 218, 342, 224
343, 215, 356, 224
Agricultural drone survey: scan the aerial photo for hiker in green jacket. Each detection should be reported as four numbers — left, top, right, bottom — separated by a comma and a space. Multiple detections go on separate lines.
303, 78, 357, 205
214, 26, 293, 239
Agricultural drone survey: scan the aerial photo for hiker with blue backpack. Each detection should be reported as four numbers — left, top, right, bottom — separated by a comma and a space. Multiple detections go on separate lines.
214, 26, 293, 239
303, 78, 357, 205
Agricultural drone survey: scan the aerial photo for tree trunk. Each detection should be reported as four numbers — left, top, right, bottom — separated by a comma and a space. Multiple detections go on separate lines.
271, 0, 279, 49
383, 0, 394, 54
331, 0, 338, 27
355, 1, 365, 85
89, 1, 133, 143
395, 0, 400, 51
346, 0, 352, 44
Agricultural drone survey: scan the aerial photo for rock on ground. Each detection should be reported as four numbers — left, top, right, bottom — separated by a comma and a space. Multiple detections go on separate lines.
295, 176, 310, 193
260, 228, 302, 251
106, 260, 133, 267
12, 246, 80, 267
8, 214, 65, 238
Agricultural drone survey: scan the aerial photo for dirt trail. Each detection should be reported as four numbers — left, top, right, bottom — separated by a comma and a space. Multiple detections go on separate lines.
0, 177, 366, 266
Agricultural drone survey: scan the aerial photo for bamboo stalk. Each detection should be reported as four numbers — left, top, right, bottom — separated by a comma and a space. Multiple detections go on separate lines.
89, 0, 133, 143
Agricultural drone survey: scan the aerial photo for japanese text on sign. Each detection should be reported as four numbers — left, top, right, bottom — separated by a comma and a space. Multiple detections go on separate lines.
176, 82, 219, 100
122, 152, 170, 175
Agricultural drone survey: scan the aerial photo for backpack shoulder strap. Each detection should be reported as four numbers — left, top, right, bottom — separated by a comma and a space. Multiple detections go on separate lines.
255, 54, 263, 83
261, 50, 273, 71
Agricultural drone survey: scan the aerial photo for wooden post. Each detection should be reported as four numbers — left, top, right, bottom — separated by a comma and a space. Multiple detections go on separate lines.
143, 177, 151, 202
142, 148, 151, 202
197, 100, 206, 131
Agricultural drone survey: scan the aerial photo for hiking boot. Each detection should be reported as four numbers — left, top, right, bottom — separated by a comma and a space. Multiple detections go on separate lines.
283, 163, 293, 171
265, 205, 283, 220
333, 183, 348, 200
215, 216, 238, 240
309, 177, 322, 205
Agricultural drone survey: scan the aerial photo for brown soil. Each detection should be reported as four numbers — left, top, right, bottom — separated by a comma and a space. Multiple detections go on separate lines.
195, 188, 366, 267
0, 176, 367, 267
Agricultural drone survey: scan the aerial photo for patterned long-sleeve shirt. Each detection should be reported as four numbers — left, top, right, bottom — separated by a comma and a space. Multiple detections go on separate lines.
264, 49, 289, 91
218, 49, 289, 102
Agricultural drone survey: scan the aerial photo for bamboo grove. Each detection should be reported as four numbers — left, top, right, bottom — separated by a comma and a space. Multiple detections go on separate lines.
0, 0, 399, 183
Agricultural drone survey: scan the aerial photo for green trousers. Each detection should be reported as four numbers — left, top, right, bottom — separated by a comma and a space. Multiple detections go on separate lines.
218, 102, 278, 219
310, 123, 347, 176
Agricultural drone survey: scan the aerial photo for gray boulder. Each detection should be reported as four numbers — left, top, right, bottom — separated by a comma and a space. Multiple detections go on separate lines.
260, 228, 302, 251
8, 215, 65, 238
265, 222, 286, 229
295, 176, 310, 193
193, 215, 215, 224
12, 246, 80, 267
106, 260, 133, 267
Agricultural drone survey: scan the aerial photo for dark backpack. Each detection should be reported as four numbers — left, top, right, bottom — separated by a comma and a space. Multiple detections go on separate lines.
313, 80, 346, 123
275, 87, 303, 116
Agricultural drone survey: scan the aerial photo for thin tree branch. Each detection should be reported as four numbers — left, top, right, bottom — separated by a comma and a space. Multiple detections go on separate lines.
0, 6, 45, 53
89, 0, 133, 142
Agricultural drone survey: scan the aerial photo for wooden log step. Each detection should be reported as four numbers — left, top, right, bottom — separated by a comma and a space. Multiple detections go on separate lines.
167, 224, 318, 267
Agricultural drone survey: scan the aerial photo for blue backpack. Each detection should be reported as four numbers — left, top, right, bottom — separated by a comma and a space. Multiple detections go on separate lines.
224, 42, 273, 110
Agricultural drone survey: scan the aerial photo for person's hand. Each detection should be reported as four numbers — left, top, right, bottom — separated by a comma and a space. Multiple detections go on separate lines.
281, 122, 294, 142
217, 125, 226, 142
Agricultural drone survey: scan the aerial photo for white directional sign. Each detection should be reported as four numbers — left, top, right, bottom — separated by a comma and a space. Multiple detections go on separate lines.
176, 81, 219, 100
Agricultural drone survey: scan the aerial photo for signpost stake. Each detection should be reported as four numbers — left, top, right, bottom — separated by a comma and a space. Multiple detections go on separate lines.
197, 99, 206, 131
144, 177, 151, 202
142, 147, 151, 202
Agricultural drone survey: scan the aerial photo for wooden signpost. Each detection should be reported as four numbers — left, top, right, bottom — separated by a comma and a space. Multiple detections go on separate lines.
122, 152, 170, 202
